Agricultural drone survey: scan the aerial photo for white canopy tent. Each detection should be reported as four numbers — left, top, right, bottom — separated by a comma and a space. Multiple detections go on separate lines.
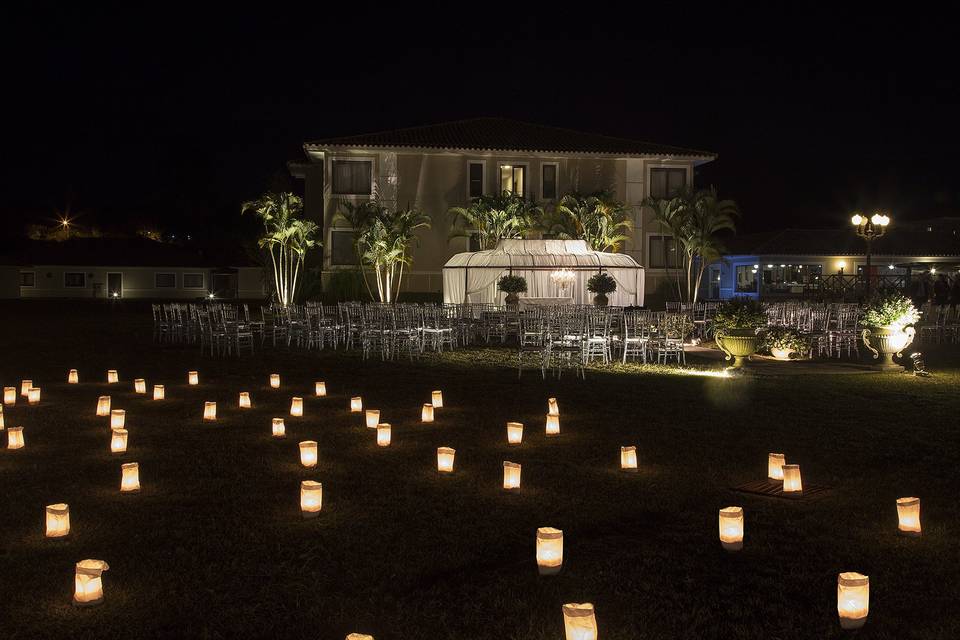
442, 239, 644, 307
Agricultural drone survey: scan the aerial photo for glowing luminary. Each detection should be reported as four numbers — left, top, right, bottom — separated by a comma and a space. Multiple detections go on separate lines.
153, 385, 165, 400
107, 370, 118, 384
120, 462, 140, 493
21, 379, 32, 397
203, 402, 216, 421
377, 423, 391, 447
431, 390, 443, 408
545, 414, 560, 437
350, 396, 362, 412
239, 392, 251, 409
782, 464, 803, 494
896, 497, 921, 537
290, 397, 303, 417
0, 408, 4, 430
299, 441, 318, 468
27, 387, 40, 405
422, 404, 434, 423
719, 506, 744, 551
270, 374, 280, 389
131, 379, 145, 395
507, 422, 524, 445
315, 381, 326, 397
300, 480, 323, 518
68, 369, 79, 384
188, 371, 199, 386
365, 409, 380, 429
110, 409, 125, 429
346, 634, 374, 640
562, 602, 597, 640
4, 387, 16, 405
768, 452, 786, 481
110, 428, 128, 454
548, 397, 559, 416
503, 461, 521, 492
837, 572, 869, 630
437, 447, 455, 473
7, 426, 24, 449
45, 503, 70, 538
73, 559, 109, 606
96, 396, 111, 416
272, 418, 286, 438
620, 446, 638, 472
537, 527, 563, 574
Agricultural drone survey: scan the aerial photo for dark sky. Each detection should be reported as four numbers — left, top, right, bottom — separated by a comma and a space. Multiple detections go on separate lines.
5, 8, 958, 242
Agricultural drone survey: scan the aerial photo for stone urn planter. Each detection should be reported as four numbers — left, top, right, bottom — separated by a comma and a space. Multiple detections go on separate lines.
593, 293, 609, 307
861, 325, 916, 372
716, 328, 760, 368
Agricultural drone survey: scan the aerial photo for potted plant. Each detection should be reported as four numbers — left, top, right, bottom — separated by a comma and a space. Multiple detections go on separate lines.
497, 274, 527, 305
761, 326, 804, 360
712, 297, 767, 367
861, 293, 920, 371
586, 272, 617, 306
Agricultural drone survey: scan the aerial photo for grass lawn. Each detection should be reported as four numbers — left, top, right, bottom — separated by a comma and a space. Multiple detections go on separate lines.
1, 301, 958, 639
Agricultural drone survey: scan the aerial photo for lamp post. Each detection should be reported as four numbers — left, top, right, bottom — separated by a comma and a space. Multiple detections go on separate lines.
850, 212, 890, 299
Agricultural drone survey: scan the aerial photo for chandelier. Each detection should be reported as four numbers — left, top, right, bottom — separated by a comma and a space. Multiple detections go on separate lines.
550, 269, 576, 295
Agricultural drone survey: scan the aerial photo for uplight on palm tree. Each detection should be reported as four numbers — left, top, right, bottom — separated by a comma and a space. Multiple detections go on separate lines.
449, 192, 541, 250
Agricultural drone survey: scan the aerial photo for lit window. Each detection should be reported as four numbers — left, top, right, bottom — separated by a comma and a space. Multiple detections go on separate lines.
64, 272, 86, 288
331, 160, 372, 195
735, 265, 757, 292
650, 168, 686, 199
155, 273, 176, 288
499, 164, 526, 197
19, 271, 35, 287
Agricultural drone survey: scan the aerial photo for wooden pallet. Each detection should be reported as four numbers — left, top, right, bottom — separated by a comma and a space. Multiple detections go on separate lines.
730, 479, 831, 501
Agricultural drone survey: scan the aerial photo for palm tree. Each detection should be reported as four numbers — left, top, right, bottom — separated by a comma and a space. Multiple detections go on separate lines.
449, 192, 541, 249
553, 193, 632, 252
241, 192, 319, 305
643, 193, 689, 302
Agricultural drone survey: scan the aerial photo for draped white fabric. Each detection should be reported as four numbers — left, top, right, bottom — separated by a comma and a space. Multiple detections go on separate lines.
442, 240, 644, 306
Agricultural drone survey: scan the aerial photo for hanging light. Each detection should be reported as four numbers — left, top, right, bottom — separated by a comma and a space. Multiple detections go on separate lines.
299, 441, 318, 468
896, 497, 921, 536
239, 392, 251, 409
270, 374, 281, 389
7, 426, 24, 449
300, 480, 323, 518
20, 379, 32, 397
97, 396, 111, 416
545, 414, 560, 437
431, 390, 443, 408
422, 403, 434, 423
365, 409, 380, 429
110, 409, 125, 429
436, 447, 455, 473
45, 503, 70, 538
548, 397, 559, 416
315, 381, 326, 397
767, 453, 786, 481
503, 461, 521, 492
377, 423, 392, 447
134, 379, 146, 394
107, 370, 118, 384
272, 418, 286, 438
782, 464, 803, 494
203, 402, 217, 421
536, 527, 563, 575
27, 387, 40, 405
4, 387, 16, 405
837, 572, 869, 629
153, 385, 165, 400
110, 428, 128, 454
562, 603, 597, 640
290, 397, 303, 417
188, 371, 199, 386
718, 506, 744, 551
120, 462, 140, 493
507, 422, 523, 445
68, 369, 79, 384
73, 559, 110, 607
351, 396, 363, 412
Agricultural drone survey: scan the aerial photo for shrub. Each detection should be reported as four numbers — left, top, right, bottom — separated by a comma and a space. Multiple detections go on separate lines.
497, 274, 528, 294
761, 326, 805, 356
712, 296, 767, 334
586, 272, 617, 295
862, 293, 920, 329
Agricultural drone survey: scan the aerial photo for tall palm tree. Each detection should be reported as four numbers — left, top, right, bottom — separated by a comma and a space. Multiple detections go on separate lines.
553, 193, 632, 252
241, 192, 319, 305
686, 187, 739, 303
643, 193, 689, 302
449, 192, 540, 249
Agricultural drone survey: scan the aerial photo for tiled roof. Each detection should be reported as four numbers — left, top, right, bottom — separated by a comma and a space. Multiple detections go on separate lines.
305, 117, 715, 158
0, 237, 258, 267
725, 228, 960, 257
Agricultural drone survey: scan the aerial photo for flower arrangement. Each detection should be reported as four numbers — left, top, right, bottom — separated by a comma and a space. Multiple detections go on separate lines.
761, 326, 805, 359
712, 297, 767, 335
862, 293, 920, 330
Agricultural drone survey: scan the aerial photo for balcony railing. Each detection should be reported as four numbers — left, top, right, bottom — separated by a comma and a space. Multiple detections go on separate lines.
760, 274, 909, 300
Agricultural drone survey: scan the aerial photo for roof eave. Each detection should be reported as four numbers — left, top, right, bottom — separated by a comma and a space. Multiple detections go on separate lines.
303, 142, 715, 161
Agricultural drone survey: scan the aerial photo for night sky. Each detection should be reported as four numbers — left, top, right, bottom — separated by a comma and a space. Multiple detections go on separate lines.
6, 8, 958, 244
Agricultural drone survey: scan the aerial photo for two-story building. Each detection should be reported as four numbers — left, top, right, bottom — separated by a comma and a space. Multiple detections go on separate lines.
290, 118, 715, 305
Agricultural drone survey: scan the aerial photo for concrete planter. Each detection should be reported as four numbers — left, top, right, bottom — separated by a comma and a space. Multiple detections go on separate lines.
861, 325, 916, 372
716, 328, 760, 368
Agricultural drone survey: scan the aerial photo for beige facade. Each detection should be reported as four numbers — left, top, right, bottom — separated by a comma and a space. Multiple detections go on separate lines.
294, 145, 710, 302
